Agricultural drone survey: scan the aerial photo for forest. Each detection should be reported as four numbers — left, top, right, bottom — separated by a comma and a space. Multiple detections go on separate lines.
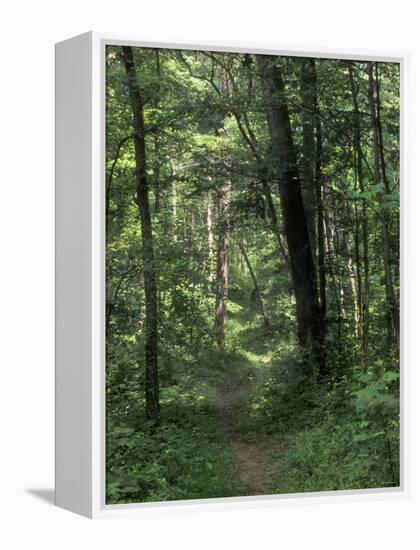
105, 45, 400, 504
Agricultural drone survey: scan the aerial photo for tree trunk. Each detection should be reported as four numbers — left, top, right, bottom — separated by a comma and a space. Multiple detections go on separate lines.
169, 161, 178, 242
315, 112, 327, 330
153, 49, 161, 213
301, 58, 327, 340
300, 58, 318, 262
238, 241, 269, 326
348, 63, 370, 367
343, 203, 360, 336
352, 155, 363, 340
324, 207, 342, 358
368, 62, 399, 353
171, 180, 177, 218
207, 189, 214, 287
214, 177, 231, 348
121, 46, 160, 428
258, 55, 325, 374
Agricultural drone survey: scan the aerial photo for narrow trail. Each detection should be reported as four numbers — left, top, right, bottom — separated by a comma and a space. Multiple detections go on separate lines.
206, 296, 284, 495
211, 363, 276, 496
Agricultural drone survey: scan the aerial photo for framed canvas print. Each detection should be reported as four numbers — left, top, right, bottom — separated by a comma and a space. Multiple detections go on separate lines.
55, 32, 408, 518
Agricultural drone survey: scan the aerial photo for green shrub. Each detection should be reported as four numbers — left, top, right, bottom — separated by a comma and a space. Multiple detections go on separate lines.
272, 368, 399, 494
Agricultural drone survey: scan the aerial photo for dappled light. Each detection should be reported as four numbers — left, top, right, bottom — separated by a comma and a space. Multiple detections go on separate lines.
106, 46, 400, 504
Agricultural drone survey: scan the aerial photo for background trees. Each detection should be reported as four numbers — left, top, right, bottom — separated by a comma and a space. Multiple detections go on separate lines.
106, 47, 400, 504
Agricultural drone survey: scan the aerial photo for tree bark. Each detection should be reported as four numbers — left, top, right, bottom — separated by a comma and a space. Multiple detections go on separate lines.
324, 207, 342, 358
207, 189, 214, 287
300, 58, 318, 262
153, 49, 161, 213
214, 176, 231, 348
300, 58, 327, 339
368, 62, 399, 353
315, 111, 327, 330
258, 55, 325, 374
169, 161, 178, 242
121, 46, 160, 428
348, 63, 370, 366
352, 153, 363, 339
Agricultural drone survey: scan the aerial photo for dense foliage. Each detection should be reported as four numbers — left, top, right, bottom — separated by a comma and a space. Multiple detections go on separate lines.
105, 46, 400, 504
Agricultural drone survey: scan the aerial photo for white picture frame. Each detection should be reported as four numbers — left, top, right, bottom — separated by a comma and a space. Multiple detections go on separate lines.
55, 31, 410, 519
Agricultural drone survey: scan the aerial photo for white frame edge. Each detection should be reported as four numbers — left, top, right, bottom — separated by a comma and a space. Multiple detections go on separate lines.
55, 31, 410, 519
56, 32, 94, 518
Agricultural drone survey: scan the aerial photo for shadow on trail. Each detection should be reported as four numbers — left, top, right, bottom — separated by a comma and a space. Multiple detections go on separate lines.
210, 372, 275, 496
207, 299, 280, 496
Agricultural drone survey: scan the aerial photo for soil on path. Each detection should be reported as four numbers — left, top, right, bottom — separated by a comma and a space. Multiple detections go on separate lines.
212, 376, 275, 496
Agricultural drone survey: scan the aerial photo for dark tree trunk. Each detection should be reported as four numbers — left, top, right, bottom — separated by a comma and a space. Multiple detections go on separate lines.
214, 177, 231, 348
238, 241, 269, 326
368, 62, 399, 353
258, 55, 325, 374
300, 58, 318, 262
121, 46, 160, 428
300, 58, 327, 338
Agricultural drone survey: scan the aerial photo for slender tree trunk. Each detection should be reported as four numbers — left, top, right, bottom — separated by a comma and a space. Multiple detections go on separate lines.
343, 203, 360, 336
171, 184, 177, 217
315, 132, 326, 328
374, 63, 399, 352
368, 62, 399, 353
121, 46, 160, 428
170, 162, 178, 243
300, 58, 318, 262
300, 58, 326, 340
348, 63, 370, 367
348, 254, 359, 334
352, 153, 363, 339
214, 177, 231, 348
153, 50, 161, 213
374, 64, 391, 196
207, 189, 214, 287
238, 241, 269, 326
324, 208, 342, 358
258, 55, 325, 375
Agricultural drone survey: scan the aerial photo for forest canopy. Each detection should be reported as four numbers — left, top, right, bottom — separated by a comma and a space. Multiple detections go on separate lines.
105, 45, 400, 504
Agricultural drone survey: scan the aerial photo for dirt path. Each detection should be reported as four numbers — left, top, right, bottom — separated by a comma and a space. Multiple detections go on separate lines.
212, 377, 275, 496
229, 439, 274, 495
